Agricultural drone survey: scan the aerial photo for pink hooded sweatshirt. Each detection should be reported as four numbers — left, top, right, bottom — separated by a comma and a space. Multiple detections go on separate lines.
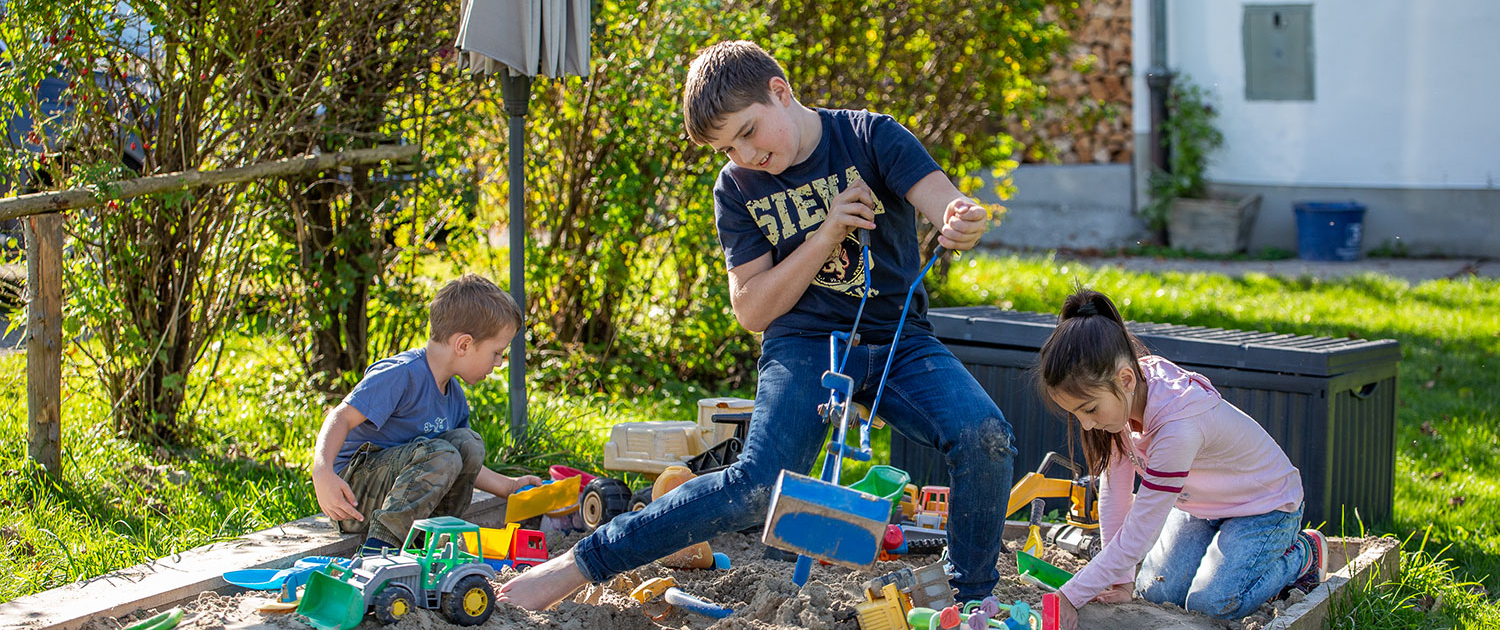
1058, 356, 1304, 609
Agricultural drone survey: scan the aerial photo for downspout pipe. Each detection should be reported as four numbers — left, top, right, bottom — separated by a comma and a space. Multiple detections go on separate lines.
1146, 0, 1174, 174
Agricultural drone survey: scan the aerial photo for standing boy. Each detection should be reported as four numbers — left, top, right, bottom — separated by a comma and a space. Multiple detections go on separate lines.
312, 273, 543, 554
501, 40, 1016, 609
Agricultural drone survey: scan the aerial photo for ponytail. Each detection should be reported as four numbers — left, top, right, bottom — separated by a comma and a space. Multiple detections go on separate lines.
1036, 288, 1147, 476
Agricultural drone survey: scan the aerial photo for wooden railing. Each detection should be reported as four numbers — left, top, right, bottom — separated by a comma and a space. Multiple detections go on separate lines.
2, 145, 422, 473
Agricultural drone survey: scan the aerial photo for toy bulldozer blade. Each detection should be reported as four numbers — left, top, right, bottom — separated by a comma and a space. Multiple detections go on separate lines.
1016, 551, 1073, 592
763, 470, 892, 570
296, 568, 366, 630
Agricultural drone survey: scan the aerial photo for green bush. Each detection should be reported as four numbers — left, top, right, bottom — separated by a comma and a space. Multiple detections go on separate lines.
514, 0, 1076, 391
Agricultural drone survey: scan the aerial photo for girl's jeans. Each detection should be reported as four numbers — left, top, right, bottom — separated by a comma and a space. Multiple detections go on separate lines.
571, 333, 1017, 600
1136, 504, 1308, 618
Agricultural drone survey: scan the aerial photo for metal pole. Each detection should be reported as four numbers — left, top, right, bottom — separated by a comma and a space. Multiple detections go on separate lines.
501, 73, 532, 439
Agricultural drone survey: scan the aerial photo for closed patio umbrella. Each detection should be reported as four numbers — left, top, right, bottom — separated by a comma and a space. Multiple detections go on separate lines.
456, 0, 591, 437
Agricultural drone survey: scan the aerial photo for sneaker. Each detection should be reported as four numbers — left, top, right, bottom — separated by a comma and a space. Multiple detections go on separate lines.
360, 537, 399, 557
1290, 529, 1328, 593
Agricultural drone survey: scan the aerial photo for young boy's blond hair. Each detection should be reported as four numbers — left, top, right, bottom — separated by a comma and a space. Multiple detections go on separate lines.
681, 40, 789, 145
429, 273, 522, 343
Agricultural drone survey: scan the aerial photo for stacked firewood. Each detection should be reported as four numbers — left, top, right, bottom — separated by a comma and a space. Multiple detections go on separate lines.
1010, 0, 1134, 165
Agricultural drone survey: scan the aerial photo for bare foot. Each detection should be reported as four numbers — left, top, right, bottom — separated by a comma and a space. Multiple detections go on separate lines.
497, 549, 590, 611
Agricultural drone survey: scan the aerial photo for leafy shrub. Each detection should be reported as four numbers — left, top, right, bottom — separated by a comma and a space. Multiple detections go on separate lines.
1142, 77, 1224, 232
513, 0, 1076, 390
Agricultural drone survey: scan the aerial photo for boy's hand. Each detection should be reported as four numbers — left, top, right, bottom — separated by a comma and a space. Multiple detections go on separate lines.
509, 474, 545, 494
489, 472, 546, 496
1094, 583, 1133, 604
810, 179, 877, 252
938, 198, 988, 251
313, 469, 363, 522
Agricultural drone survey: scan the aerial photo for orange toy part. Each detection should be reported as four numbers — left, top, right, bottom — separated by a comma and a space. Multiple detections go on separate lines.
655, 466, 715, 569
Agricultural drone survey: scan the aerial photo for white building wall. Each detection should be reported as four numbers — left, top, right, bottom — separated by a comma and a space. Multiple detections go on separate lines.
1134, 0, 1500, 190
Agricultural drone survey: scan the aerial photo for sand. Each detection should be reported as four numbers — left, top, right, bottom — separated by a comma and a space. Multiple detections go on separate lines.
91, 530, 1313, 630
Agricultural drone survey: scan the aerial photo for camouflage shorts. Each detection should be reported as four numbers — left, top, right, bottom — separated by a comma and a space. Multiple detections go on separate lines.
336, 427, 486, 545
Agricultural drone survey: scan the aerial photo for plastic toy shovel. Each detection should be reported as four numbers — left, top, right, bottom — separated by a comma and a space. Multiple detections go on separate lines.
630, 577, 734, 620
763, 371, 893, 584
1021, 498, 1045, 557
222, 555, 344, 591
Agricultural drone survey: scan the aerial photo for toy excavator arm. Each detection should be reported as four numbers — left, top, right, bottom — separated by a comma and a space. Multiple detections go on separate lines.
1006, 473, 1075, 519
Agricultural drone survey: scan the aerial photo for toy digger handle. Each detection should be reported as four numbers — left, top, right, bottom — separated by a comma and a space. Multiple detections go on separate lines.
1037, 451, 1083, 478
662, 587, 735, 619
1029, 498, 1045, 526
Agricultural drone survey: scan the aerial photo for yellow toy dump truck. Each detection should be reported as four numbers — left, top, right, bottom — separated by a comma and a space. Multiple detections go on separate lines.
578, 397, 753, 531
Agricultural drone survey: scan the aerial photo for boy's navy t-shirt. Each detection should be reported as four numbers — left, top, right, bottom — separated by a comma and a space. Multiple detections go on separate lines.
335, 348, 471, 473
713, 108, 942, 343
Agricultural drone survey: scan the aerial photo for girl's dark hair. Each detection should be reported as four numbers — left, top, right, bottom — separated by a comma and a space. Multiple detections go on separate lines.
1035, 288, 1148, 476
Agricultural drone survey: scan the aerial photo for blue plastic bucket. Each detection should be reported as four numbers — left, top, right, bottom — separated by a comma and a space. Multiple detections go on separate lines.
1294, 201, 1366, 261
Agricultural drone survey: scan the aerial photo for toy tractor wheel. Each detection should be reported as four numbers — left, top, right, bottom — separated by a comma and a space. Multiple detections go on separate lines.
580, 478, 631, 532
440, 574, 495, 626
373, 584, 416, 625
629, 486, 654, 513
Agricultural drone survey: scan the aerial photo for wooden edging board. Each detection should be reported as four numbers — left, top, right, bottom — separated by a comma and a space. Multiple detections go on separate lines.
2, 491, 508, 630
1267, 536, 1402, 630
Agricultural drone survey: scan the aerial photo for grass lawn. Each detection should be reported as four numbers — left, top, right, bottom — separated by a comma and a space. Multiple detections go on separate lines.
3, 252, 1498, 626
0, 337, 713, 602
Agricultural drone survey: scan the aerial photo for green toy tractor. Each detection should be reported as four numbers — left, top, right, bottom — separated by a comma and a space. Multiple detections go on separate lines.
298, 516, 497, 629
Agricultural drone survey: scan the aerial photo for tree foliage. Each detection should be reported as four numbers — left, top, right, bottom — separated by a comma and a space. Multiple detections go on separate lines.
1, 0, 1080, 441
254, 0, 484, 395
511, 0, 1075, 386
1, 0, 331, 443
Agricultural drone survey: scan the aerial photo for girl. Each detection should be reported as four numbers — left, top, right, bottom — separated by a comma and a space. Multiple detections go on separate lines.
1036, 289, 1326, 629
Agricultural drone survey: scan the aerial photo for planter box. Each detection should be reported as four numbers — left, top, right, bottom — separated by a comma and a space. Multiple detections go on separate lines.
1169, 193, 1262, 254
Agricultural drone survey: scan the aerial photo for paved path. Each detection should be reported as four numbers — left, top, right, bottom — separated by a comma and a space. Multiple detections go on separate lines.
1043, 254, 1499, 284
0, 314, 21, 353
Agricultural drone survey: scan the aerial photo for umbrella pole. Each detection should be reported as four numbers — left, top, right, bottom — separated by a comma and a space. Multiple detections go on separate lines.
501, 73, 532, 439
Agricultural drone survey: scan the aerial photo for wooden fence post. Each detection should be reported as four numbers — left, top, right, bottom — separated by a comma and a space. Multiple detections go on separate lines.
24, 213, 63, 474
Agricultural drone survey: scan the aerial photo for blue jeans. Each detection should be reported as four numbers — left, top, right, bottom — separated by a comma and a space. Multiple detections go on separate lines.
1136, 505, 1307, 619
571, 333, 1016, 599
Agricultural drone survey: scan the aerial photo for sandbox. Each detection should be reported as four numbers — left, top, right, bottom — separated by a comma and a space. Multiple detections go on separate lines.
43, 521, 1395, 630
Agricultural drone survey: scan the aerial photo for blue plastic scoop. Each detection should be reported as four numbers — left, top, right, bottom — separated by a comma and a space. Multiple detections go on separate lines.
222, 557, 349, 591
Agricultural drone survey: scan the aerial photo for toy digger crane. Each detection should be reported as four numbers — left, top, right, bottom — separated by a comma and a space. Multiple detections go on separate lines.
1006, 452, 1102, 559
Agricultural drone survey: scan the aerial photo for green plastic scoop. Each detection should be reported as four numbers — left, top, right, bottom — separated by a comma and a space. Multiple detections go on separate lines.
848, 465, 910, 517
1016, 551, 1073, 591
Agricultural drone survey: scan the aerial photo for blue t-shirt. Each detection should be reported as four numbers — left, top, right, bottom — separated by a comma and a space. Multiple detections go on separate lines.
335, 348, 470, 473
713, 108, 942, 343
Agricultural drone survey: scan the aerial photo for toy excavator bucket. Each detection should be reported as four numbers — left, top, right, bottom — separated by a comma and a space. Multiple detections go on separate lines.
763, 470, 892, 569
296, 568, 366, 630
1016, 551, 1073, 592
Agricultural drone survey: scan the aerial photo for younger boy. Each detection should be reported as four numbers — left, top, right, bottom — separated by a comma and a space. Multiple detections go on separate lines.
311, 273, 542, 553
501, 40, 1017, 609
